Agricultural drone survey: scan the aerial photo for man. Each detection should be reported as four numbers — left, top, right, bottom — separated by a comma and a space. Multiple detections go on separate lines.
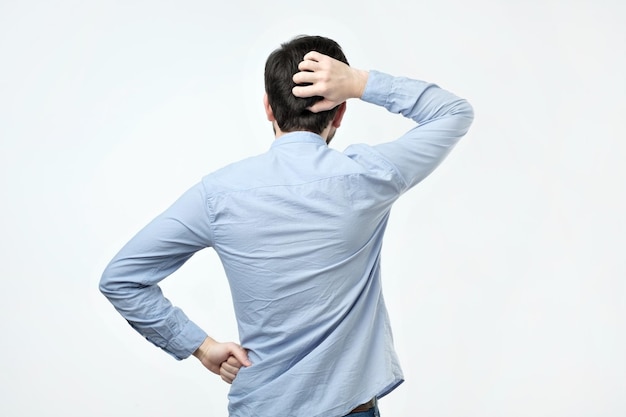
100, 35, 474, 417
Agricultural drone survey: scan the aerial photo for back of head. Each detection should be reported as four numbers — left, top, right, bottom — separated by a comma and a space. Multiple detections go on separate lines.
265, 35, 349, 135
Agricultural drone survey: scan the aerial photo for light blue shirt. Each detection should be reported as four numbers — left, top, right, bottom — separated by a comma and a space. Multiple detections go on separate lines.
100, 70, 474, 417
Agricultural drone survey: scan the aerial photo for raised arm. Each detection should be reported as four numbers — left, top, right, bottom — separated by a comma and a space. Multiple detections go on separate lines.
293, 51, 474, 192
364, 71, 474, 191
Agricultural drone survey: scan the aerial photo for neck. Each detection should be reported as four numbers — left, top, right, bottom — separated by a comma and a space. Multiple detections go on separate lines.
272, 122, 332, 144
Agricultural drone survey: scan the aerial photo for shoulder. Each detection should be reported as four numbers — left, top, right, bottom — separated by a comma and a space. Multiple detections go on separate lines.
200, 152, 272, 193
343, 143, 405, 188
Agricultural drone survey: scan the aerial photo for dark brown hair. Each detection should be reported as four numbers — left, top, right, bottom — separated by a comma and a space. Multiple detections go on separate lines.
264, 35, 349, 134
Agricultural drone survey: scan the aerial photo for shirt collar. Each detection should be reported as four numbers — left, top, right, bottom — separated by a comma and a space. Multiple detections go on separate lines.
270, 131, 327, 148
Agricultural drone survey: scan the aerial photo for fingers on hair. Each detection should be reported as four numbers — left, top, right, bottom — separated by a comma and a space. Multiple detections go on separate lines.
303, 50, 323, 61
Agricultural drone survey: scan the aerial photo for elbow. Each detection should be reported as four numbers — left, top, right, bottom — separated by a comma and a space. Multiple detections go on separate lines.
99, 263, 148, 307
452, 99, 475, 135
464, 100, 475, 123
99, 264, 124, 300
99, 269, 114, 299
455, 99, 474, 122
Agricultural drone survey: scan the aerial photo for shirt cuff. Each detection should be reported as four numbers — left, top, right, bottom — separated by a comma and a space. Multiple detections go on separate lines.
163, 318, 208, 360
361, 70, 394, 107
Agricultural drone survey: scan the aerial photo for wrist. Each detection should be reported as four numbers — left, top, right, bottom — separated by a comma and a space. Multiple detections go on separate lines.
353, 69, 369, 99
193, 336, 217, 361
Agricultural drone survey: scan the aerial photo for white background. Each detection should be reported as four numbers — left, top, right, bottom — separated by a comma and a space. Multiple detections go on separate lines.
1, 0, 624, 416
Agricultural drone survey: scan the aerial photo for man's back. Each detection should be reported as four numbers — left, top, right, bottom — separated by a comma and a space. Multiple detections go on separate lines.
203, 131, 404, 415
99, 40, 473, 417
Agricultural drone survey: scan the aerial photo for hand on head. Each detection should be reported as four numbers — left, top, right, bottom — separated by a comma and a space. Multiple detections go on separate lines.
292, 51, 369, 113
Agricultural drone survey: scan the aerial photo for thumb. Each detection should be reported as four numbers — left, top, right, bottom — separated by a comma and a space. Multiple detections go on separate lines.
229, 343, 252, 367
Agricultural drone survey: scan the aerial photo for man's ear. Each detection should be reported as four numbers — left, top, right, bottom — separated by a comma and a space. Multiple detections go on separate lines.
331, 102, 347, 128
263, 94, 276, 122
